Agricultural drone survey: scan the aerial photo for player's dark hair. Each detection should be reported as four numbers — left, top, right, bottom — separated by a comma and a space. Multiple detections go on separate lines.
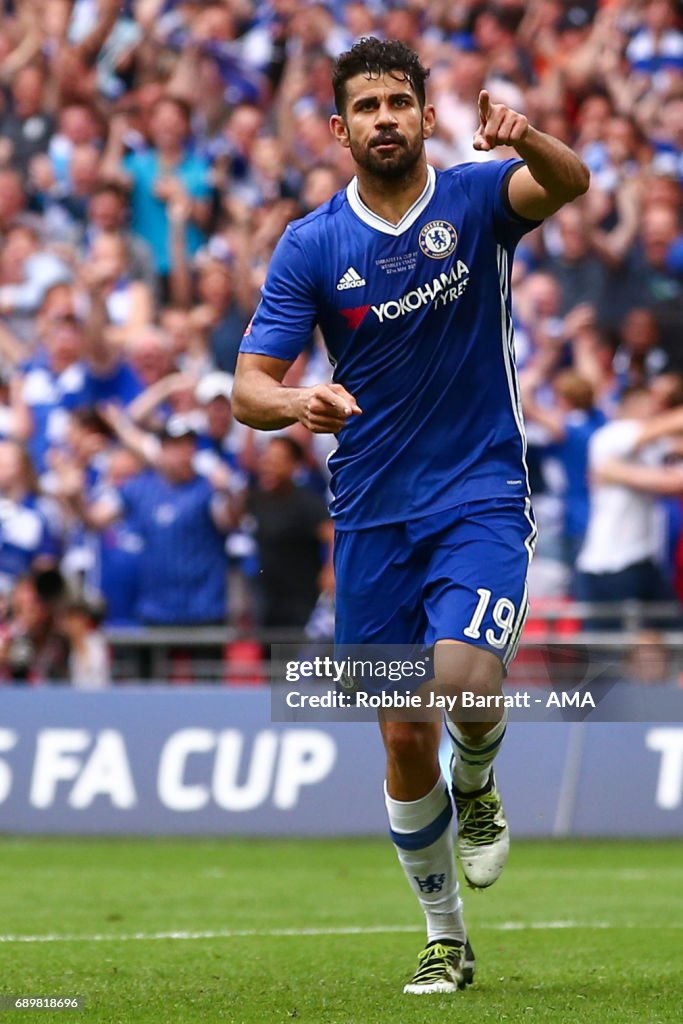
332, 37, 430, 116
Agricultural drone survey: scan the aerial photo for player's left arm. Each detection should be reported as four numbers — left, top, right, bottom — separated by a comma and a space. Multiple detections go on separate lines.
474, 90, 590, 220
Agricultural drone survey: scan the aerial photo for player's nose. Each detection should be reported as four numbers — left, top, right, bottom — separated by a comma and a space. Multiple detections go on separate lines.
375, 102, 398, 127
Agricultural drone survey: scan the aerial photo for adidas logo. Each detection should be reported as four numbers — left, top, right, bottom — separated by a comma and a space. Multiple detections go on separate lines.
336, 267, 366, 290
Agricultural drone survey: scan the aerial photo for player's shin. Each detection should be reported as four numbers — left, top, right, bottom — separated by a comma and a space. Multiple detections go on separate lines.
446, 710, 507, 793
384, 776, 465, 944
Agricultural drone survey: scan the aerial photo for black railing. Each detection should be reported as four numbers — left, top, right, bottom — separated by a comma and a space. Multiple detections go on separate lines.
103, 602, 683, 683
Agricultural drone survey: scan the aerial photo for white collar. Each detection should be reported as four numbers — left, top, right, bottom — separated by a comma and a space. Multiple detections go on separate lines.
346, 165, 436, 236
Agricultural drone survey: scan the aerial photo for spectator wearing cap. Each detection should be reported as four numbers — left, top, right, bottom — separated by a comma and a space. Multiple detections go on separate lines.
111, 367, 199, 447
95, 371, 245, 495
6, 0, 683, 621
68, 418, 234, 626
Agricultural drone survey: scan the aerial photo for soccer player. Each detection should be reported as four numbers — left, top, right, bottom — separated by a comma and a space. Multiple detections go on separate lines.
233, 38, 589, 995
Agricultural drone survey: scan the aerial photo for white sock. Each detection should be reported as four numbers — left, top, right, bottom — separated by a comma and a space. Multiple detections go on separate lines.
446, 712, 507, 793
384, 775, 465, 944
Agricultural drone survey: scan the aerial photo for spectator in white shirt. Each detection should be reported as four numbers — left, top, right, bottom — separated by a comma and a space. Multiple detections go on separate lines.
577, 388, 683, 615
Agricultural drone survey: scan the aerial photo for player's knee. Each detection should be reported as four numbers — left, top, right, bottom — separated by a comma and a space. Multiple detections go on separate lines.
383, 721, 439, 766
433, 642, 502, 697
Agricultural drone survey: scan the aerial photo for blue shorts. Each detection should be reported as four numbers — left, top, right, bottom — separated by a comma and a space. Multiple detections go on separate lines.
334, 498, 536, 672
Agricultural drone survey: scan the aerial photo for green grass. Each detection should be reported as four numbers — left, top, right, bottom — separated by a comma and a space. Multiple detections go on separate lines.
0, 838, 682, 1023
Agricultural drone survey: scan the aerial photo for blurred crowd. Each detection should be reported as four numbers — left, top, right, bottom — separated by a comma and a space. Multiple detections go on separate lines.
2, 0, 683, 684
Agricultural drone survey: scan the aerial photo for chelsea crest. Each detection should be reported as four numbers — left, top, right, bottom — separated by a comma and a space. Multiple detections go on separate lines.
419, 220, 458, 259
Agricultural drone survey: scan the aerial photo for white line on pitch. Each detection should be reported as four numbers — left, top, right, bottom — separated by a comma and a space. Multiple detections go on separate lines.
0, 920, 669, 944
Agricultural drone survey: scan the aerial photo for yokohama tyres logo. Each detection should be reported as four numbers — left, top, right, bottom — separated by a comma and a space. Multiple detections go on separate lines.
340, 260, 470, 329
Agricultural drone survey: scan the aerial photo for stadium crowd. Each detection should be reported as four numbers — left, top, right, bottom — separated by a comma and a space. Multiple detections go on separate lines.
2, 0, 683, 683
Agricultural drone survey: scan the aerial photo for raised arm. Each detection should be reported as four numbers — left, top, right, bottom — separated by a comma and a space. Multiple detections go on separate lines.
521, 391, 566, 442
598, 460, 683, 496
474, 91, 590, 220
635, 405, 683, 449
52, 463, 122, 530
98, 402, 161, 468
99, 113, 133, 187
520, 352, 567, 442
233, 352, 361, 434
0, 320, 24, 369
74, 0, 121, 67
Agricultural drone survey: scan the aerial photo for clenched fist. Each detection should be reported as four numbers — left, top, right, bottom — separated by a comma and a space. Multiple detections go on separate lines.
294, 383, 362, 434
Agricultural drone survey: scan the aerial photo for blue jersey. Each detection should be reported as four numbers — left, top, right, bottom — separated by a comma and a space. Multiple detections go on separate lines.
241, 159, 538, 530
0, 495, 60, 594
118, 470, 227, 625
82, 361, 144, 408
547, 408, 606, 541
21, 357, 89, 474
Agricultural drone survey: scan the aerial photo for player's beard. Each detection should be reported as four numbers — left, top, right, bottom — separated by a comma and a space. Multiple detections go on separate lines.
350, 129, 424, 181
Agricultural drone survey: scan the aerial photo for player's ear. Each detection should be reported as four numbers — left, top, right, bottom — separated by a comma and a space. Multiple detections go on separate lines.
422, 104, 436, 140
330, 114, 351, 149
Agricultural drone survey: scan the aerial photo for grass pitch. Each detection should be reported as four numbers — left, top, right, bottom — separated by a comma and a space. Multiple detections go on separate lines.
0, 837, 681, 1023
